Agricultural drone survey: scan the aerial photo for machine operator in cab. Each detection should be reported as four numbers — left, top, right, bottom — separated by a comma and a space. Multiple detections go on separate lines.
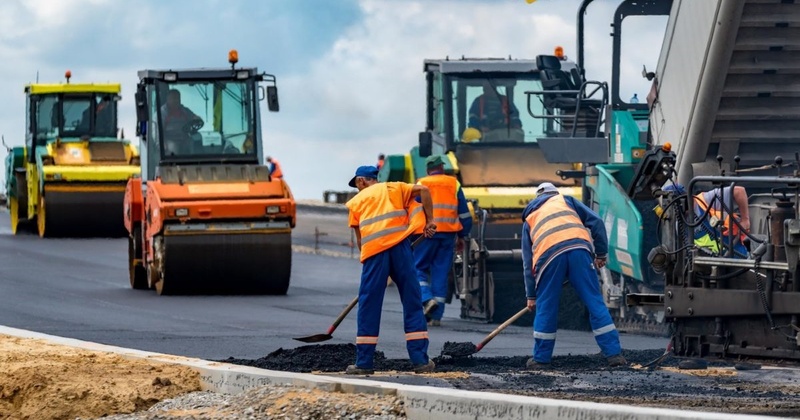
160, 89, 204, 155
467, 80, 522, 134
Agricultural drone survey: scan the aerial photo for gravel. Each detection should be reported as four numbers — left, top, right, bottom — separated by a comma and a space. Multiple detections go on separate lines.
98, 383, 406, 420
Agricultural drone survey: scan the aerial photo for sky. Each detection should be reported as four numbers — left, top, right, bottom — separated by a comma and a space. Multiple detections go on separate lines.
0, 0, 669, 200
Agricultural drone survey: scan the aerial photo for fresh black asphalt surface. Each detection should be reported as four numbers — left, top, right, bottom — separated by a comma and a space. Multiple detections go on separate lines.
0, 205, 664, 361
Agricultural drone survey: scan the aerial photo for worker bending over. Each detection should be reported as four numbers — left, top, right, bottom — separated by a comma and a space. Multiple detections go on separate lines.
412, 155, 472, 326
344, 165, 437, 374
522, 182, 626, 368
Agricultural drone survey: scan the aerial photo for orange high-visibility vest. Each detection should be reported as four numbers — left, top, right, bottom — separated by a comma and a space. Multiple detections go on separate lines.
414, 174, 461, 233
695, 193, 743, 238
525, 194, 591, 267
346, 182, 425, 262
270, 159, 283, 178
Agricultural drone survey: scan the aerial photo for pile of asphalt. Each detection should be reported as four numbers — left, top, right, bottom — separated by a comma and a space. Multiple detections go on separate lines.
221, 343, 682, 374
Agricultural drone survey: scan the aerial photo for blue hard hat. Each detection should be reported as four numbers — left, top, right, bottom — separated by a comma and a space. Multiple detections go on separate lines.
662, 183, 686, 195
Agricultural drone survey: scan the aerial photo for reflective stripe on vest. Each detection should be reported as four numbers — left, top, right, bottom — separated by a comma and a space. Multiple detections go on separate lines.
415, 174, 461, 233
346, 182, 425, 262
525, 194, 591, 267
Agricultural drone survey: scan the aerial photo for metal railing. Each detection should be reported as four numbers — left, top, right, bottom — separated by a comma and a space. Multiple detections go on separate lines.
524, 80, 609, 139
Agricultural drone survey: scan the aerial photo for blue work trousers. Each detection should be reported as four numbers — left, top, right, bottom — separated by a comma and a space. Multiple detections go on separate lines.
533, 249, 622, 363
414, 233, 456, 320
356, 238, 430, 368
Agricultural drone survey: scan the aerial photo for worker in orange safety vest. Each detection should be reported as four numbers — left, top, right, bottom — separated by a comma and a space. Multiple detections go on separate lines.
344, 165, 437, 375
376, 153, 385, 171
266, 156, 283, 179
663, 183, 750, 258
522, 182, 625, 368
411, 155, 472, 326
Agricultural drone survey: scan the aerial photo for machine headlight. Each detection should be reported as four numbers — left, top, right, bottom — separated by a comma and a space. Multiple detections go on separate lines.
236, 70, 249, 79
175, 208, 188, 217
266, 206, 280, 214
163, 72, 177, 82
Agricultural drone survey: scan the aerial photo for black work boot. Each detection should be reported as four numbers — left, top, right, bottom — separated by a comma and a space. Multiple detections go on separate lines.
423, 299, 439, 316
526, 358, 551, 369
412, 360, 435, 373
345, 365, 375, 375
607, 354, 628, 367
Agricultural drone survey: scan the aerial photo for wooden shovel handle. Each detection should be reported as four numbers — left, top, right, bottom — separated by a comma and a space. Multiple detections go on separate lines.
327, 296, 359, 335
329, 237, 423, 336
477, 307, 531, 349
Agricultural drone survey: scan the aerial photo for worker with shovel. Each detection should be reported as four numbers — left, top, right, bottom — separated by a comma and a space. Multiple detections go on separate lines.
344, 165, 438, 375
521, 182, 626, 368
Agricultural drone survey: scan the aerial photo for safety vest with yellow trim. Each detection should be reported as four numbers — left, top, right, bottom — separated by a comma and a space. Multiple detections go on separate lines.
414, 174, 461, 233
346, 182, 426, 262
525, 194, 592, 267
694, 193, 744, 239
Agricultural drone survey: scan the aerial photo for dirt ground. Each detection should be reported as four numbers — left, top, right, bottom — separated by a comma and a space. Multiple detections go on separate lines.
0, 334, 201, 420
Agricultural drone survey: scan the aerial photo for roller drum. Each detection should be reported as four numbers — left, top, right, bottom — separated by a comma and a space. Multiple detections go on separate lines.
40, 188, 127, 237
157, 230, 292, 295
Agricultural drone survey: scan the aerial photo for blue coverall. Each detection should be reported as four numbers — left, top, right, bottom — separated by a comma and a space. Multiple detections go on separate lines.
413, 186, 473, 321
357, 237, 430, 368
521, 193, 622, 363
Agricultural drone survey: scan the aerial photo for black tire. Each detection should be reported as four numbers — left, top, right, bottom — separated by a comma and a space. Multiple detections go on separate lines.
128, 225, 148, 290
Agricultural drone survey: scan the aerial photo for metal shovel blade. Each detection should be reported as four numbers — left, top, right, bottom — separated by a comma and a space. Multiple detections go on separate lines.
441, 341, 478, 358
293, 333, 333, 343
642, 341, 673, 369
441, 307, 531, 359
293, 296, 359, 344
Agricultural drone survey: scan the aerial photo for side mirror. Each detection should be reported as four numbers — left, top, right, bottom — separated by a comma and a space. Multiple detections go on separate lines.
135, 86, 148, 138
419, 131, 432, 157
267, 86, 280, 112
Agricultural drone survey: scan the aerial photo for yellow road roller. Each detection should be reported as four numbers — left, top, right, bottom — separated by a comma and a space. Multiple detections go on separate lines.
3, 70, 140, 237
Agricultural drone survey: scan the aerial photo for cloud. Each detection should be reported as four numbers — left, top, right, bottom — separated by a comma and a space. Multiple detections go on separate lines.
268, 0, 668, 199
0, 0, 668, 201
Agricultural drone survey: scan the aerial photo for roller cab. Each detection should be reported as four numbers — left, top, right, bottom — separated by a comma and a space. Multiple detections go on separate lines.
127, 51, 295, 295
380, 58, 585, 326
4, 71, 140, 237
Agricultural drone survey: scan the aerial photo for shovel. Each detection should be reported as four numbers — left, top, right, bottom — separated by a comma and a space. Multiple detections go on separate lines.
642, 340, 673, 370
441, 306, 531, 358
293, 295, 359, 343
293, 234, 427, 343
